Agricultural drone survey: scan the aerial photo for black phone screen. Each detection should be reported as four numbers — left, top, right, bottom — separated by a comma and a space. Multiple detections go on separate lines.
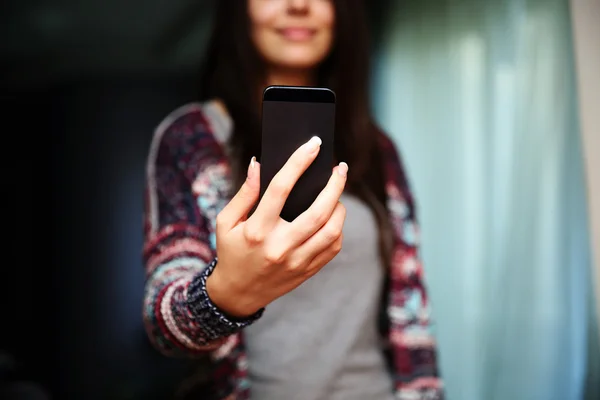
260, 86, 336, 222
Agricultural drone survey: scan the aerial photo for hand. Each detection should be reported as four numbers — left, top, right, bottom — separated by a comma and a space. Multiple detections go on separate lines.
206, 136, 348, 317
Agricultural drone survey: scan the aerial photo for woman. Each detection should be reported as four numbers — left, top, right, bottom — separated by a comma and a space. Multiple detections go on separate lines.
143, 0, 443, 399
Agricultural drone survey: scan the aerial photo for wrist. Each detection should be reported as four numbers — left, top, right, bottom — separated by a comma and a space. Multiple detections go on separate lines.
186, 257, 264, 340
205, 261, 261, 319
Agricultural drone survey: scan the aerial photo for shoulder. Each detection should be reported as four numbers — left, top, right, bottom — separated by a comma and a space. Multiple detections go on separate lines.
376, 130, 416, 217
144, 103, 233, 233
146, 102, 230, 177
155, 102, 208, 142
149, 102, 218, 160
377, 130, 401, 164
376, 130, 409, 188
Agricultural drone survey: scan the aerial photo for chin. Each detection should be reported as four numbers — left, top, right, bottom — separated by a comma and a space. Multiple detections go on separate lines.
277, 59, 322, 70
271, 50, 329, 70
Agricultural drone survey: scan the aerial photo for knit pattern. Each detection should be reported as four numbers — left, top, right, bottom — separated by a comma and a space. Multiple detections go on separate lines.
142, 103, 444, 399
186, 257, 265, 340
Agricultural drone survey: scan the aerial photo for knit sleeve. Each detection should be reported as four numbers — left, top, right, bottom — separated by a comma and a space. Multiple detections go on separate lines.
379, 133, 445, 399
141, 109, 257, 358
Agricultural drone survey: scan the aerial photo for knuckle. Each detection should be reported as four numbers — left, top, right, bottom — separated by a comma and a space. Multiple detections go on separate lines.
303, 266, 319, 279
292, 153, 307, 169
270, 179, 292, 198
244, 225, 265, 245
324, 224, 343, 242
239, 181, 254, 197
332, 235, 344, 253
309, 210, 328, 227
264, 247, 286, 265
286, 258, 304, 272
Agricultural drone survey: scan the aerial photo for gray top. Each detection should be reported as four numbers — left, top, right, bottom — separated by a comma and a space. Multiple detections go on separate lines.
201, 101, 394, 400
245, 193, 394, 400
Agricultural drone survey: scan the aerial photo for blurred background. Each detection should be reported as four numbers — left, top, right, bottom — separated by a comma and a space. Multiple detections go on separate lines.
1, 0, 598, 399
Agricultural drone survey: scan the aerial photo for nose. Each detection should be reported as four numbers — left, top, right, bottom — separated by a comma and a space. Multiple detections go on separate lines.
287, 0, 310, 14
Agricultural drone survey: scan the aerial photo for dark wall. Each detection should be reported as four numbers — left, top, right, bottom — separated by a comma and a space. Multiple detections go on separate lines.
3, 76, 204, 400
55, 77, 203, 400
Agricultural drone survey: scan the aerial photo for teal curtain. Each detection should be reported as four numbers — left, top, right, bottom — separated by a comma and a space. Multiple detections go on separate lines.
372, 0, 598, 399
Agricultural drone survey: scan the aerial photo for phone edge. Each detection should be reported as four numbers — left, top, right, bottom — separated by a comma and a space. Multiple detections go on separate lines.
262, 85, 336, 103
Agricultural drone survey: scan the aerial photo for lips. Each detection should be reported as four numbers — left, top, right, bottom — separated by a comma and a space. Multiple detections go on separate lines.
277, 27, 316, 41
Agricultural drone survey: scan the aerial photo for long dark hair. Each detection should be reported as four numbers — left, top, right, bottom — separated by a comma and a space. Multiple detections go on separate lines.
198, 0, 393, 266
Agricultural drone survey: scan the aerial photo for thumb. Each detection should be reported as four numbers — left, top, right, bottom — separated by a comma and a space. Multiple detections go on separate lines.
216, 157, 260, 232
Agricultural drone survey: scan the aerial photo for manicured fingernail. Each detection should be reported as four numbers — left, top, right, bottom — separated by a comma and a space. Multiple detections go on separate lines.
305, 136, 322, 153
247, 156, 256, 180
337, 162, 348, 177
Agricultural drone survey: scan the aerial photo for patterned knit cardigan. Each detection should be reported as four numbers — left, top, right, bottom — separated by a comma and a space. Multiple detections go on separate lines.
142, 102, 444, 399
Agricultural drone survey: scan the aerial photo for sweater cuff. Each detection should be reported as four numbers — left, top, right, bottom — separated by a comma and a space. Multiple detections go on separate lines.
186, 257, 264, 341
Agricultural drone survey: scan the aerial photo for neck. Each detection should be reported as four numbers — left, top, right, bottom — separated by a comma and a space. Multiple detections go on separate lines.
266, 66, 316, 87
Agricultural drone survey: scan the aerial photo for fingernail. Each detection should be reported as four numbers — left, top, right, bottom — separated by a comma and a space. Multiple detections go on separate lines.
337, 162, 348, 177
305, 136, 322, 153
247, 156, 256, 180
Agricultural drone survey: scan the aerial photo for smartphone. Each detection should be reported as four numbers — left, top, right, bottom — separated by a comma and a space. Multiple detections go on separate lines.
260, 85, 336, 222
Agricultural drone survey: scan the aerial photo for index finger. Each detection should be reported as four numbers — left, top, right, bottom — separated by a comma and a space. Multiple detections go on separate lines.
285, 162, 348, 247
250, 136, 322, 227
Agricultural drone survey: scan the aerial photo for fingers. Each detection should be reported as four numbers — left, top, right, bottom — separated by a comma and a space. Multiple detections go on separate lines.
285, 162, 348, 247
304, 234, 344, 277
216, 157, 260, 232
290, 201, 346, 263
250, 136, 322, 227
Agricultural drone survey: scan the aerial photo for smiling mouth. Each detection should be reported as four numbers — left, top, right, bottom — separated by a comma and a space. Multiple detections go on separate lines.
276, 27, 317, 41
